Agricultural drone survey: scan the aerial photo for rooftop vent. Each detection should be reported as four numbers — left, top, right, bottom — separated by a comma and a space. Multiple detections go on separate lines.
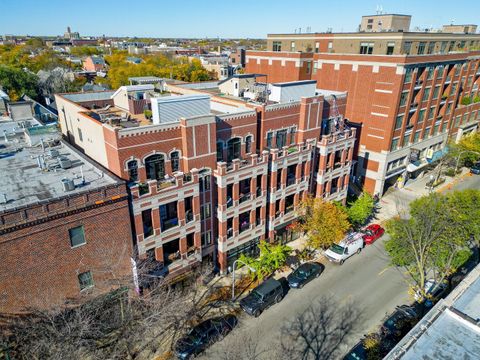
58, 156, 72, 169
61, 178, 75, 192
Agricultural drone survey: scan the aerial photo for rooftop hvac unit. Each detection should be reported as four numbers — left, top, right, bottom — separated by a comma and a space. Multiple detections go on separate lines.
62, 178, 75, 192
48, 149, 59, 158
58, 156, 72, 169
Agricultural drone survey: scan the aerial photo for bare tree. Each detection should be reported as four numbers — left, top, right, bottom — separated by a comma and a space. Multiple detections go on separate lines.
204, 328, 272, 360
278, 295, 363, 360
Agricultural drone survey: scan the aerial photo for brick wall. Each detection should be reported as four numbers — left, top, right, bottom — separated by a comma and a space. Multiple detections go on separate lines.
0, 185, 133, 314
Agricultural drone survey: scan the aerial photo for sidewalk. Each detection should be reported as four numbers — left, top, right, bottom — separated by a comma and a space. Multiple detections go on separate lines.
376, 168, 470, 223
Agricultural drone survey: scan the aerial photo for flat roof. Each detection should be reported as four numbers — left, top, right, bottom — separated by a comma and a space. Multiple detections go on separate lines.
362, 14, 411, 17
271, 80, 317, 87
0, 125, 117, 212
386, 263, 480, 359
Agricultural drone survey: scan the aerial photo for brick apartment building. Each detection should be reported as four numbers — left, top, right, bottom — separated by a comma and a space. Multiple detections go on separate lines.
0, 120, 133, 313
245, 19, 480, 194
55, 79, 356, 275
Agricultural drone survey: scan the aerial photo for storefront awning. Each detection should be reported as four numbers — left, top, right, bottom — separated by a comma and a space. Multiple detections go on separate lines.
407, 160, 429, 172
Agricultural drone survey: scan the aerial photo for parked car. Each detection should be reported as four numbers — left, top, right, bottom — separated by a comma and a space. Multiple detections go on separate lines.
343, 340, 367, 360
287, 262, 325, 289
324, 232, 364, 265
381, 305, 418, 340
240, 278, 284, 317
414, 279, 448, 302
470, 162, 480, 175
174, 314, 238, 359
362, 224, 385, 245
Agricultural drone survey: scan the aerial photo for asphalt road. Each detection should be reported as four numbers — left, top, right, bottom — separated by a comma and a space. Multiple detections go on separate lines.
203, 235, 410, 359
202, 172, 480, 359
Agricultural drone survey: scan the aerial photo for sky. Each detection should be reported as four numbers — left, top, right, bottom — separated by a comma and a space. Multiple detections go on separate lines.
0, 0, 479, 38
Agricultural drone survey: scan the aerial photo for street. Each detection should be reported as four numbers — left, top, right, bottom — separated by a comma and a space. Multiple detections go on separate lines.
203, 172, 480, 359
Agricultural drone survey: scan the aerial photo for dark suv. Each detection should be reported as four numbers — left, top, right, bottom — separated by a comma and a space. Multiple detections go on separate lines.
240, 278, 284, 317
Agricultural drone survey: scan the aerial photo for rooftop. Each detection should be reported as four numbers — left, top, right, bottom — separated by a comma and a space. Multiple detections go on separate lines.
0, 122, 117, 212
385, 263, 480, 359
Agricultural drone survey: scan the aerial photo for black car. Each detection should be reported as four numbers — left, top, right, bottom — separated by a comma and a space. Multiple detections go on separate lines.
174, 314, 238, 359
470, 163, 480, 175
381, 305, 418, 339
287, 262, 325, 289
240, 278, 284, 317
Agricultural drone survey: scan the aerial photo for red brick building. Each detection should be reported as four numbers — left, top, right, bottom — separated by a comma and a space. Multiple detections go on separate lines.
246, 29, 480, 194
55, 80, 355, 274
0, 125, 132, 314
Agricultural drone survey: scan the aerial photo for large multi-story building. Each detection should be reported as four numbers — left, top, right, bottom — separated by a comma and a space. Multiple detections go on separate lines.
55, 79, 356, 275
0, 117, 133, 313
246, 18, 480, 194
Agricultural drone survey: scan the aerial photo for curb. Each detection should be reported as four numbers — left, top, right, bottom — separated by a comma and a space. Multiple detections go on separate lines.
436, 171, 471, 193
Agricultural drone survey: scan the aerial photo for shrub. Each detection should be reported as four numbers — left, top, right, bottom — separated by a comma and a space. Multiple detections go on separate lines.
474, 95, 480, 103
144, 109, 153, 119
460, 96, 472, 106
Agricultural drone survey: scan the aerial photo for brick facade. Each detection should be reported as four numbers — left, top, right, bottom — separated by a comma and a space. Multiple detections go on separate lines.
0, 184, 133, 314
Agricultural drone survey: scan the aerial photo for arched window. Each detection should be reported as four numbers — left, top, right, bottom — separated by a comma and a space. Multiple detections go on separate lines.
245, 135, 253, 154
145, 154, 165, 181
227, 138, 241, 162
216, 142, 223, 162
127, 160, 138, 182
170, 151, 180, 172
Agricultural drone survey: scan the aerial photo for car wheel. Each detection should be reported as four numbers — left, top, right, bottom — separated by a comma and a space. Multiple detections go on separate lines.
298, 283, 303, 289
253, 310, 261, 317
356, 247, 362, 254
315, 272, 320, 278
340, 259, 345, 265
275, 294, 284, 303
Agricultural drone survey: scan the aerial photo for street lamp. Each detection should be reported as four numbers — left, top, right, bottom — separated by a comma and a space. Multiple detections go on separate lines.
230, 259, 256, 300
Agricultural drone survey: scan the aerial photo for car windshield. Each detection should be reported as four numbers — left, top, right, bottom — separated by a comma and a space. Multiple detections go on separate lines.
296, 269, 307, 278
330, 244, 345, 254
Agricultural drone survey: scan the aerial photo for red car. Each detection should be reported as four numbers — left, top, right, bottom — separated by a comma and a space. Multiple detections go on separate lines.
363, 224, 385, 244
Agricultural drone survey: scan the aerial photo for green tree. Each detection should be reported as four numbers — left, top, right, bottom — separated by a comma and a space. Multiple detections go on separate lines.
0, 65, 38, 100
346, 192, 375, 228
239, 241, 292, 280
300, 196, 351, 250
70, 46, 102, 57
385, 192, 475, 301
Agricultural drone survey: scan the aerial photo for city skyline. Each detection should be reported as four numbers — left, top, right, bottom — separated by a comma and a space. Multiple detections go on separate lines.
1, 0, 479, 38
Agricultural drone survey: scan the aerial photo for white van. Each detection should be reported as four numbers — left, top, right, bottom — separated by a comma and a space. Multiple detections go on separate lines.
324, 232, 364, 265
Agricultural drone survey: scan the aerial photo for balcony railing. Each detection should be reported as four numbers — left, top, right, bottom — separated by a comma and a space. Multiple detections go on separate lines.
161, 217, 179, 231
185, 210, 194, 223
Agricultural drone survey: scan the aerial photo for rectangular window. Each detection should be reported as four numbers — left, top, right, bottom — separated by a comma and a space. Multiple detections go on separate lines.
404, 69, 413, 83
77, 128, 83, 142
400, 91, 409, 106
426, 67, 434, 80
201, 231, 212, 247
199, 174, 211, 192
266, 132, 273, 149
69, 225, 86, 247
427, 42, 435, 54
290, 41, 295, 52
289, 127, 296, 144
272, 41, 282, 52
78, 271, 94, 290
424, 127, 431, 137
386, 42, 395, 55
413, 131, 421, 143
418, 42, 426, 55
306, 61, 311, 74
428, 106, 436, 120
422, 88, 431, 102
441, 122, 448, 133
315, 42, 319, 53
328, 41, 333, 52
437, 66, 444, 79
360, 42, 374, 54
142, 209, 153, 238
432, 85, 440, 99
448, 41, 455, 52
276, 129, 288, 148
201, 203, 211, 220
454, 116, 461, 127
391, 138, 400, 151
440, 41, 448, 53
403, 41, 412, 55
395, 114, 404, 129
418, 109, 426, 123
313, 61, 318, 74
433, 123, 440, 135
